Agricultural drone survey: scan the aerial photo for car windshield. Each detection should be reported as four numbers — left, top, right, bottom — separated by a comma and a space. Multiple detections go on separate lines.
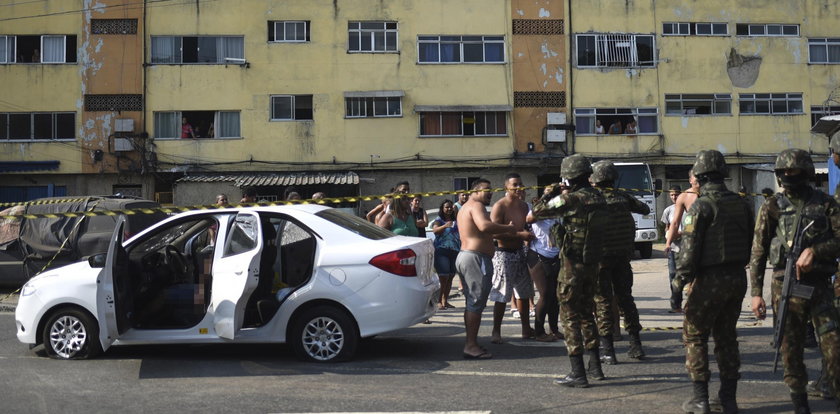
315, 209, 394, 240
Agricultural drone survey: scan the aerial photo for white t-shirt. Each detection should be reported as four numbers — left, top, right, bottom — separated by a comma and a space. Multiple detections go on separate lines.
529, 213, 560, 258
661, 204, 683, 233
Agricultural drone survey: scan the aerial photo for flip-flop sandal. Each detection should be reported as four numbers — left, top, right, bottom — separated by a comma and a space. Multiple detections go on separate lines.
462, 351, 493, 359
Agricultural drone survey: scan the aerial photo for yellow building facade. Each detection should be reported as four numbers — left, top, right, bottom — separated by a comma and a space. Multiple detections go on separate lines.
567, 0, 840, 195
4, 0, 571, 208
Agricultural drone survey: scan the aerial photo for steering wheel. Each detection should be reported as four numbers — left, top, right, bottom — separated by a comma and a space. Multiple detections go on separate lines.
163, 245, 189, 278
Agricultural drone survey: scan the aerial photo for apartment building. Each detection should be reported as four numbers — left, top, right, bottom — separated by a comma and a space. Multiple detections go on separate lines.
0, 0, 571, 212
567, 0, 840, 208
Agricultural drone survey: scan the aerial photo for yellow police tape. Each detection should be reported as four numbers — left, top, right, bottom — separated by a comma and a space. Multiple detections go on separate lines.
0, 185, 762, 221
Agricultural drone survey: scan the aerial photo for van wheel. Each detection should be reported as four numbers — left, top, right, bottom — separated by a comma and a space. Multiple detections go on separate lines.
638, 242, 653, 259
290, 306, 358, 362
42, 308, 102, 360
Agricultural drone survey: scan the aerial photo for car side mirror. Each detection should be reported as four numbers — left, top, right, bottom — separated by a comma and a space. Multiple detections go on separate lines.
88, 253, 107, 268
654, 179, 663, 193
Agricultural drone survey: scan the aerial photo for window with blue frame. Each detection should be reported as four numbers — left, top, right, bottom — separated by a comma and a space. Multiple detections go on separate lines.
418, 35, 504, 64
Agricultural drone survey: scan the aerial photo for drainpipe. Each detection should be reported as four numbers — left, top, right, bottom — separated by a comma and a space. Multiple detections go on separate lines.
142, 0, 148, 137
566, 0, 574, 155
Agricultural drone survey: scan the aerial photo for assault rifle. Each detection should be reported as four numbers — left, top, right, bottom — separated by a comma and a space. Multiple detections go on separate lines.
773, 220, 815, 373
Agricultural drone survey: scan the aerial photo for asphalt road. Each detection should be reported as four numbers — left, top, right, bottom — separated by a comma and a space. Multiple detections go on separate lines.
0, 246, 836, 413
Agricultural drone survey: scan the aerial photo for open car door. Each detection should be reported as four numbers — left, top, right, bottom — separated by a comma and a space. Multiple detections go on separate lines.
95, 216, 131, 351
211, 212, 263, 339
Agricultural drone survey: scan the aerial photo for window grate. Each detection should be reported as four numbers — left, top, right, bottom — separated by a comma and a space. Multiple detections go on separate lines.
84, 94, 143, 112
514, 91, 566, 108
91, 19, 138, 35
512, 19, 564, 35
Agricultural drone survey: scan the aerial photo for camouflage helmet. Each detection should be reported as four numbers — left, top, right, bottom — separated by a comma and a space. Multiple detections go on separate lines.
560, 154, 593, 180
590, 160, 618, 184
830, 135, 840, 155
691, 150, 728, 177
774, 148, 815, 178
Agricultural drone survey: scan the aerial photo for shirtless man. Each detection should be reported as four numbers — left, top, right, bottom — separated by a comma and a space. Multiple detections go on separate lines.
456, 178, 517, 359
664, 170, 700, 254
490, 173, 536, 343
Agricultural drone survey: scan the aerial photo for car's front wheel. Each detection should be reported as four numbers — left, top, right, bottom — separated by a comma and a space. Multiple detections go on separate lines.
290, 306, 358, 362
42, 308, 102, 360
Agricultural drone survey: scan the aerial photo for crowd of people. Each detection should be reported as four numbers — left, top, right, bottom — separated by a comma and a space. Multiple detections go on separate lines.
360, 147, 840, 414
211, 147, 840, 413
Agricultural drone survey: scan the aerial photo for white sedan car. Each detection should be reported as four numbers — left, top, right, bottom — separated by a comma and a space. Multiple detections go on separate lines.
15, 205, 439, 362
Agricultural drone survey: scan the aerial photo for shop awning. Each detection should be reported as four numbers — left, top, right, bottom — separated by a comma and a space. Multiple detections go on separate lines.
176, 171, 359, 187
0, 161, 60, 173
811, 114, 840, 137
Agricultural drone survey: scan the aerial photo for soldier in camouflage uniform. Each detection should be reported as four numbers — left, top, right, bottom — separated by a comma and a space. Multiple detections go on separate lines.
589, 160, 651, 364
749, 148, 840, 413
532, 154, 607, 388
673, 150, 753, 414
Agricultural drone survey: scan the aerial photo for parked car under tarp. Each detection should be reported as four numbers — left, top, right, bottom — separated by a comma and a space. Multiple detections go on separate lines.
0, 196, 169, 287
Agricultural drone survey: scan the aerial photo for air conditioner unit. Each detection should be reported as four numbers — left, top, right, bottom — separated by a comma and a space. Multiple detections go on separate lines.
546, 129, 566, 143
115, 119, 134, 132
114, 137, 133, 152
547, 112, 566, 125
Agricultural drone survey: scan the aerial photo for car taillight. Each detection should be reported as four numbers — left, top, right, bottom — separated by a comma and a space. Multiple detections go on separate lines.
369, 249, 417, 277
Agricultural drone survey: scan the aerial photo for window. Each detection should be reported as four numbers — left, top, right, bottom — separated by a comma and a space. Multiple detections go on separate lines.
574, 108, 658, 135
345, 97, 401, 118
454, 177, 481, 192
270, 95, 313, 121
417, 35, 505, 63
268, 21, 310, 42
811, 105, 840, 126
348, 21, 397, 52
809, 38, 840, 64
0, 112, 75, 140
739, 93, 803, 115
0, 35, 77, 63
665, 94, 732, 115
151, 36, 244, 64
419, 111, 507, 137
576, 33, 655, 68
154, 111, 240, 139
662, 22, 728, 36
735, 24, 799, 37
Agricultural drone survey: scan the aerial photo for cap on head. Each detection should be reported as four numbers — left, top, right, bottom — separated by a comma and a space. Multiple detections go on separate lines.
691, 150, 728, 177
774, 148, 815, 178
560, 154, 593, 181
590, 160, 618, 184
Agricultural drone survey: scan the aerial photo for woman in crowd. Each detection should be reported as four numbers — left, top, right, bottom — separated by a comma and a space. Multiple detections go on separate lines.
376, 192, 418, 236
432, 199, 461, 310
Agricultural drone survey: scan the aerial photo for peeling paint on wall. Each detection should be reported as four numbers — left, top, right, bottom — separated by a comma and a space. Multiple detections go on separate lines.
540, 63, 547, 75
726, 48, 762, 88
624, 69, 639, 78
540, 42, 558, 59
516, 9, 524, 16
681, 117, 689, 128
554, 69, 563, 85
717, 143, 727, 154
539, 8, 550, 17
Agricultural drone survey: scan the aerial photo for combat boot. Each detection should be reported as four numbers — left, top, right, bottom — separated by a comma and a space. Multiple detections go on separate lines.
790, 393, 811, 414
682, 381, 710, 413
554, 354, 589, 388
711, 378, 738, 414
600, 335, 618, 365
627, 331, 645, 359
586, 348, 605, 380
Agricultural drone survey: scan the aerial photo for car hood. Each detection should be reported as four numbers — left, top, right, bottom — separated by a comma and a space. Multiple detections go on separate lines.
26, 260, 98, 285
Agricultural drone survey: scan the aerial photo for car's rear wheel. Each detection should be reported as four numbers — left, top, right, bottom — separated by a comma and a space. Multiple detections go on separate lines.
42, 308, 102, 360
290, 306, 358, 362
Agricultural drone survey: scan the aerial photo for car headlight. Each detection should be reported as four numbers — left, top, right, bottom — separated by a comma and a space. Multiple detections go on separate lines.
21, 283, 37, 296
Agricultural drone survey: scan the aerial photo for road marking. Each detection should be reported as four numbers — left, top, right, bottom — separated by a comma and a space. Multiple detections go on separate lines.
278, 412, 490, 414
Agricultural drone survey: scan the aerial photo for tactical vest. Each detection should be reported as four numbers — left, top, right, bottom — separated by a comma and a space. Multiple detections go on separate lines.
562, 187, 607, 264
697, 190, 753, 267
600, 189, 636, 257
768, 191, 836, 274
